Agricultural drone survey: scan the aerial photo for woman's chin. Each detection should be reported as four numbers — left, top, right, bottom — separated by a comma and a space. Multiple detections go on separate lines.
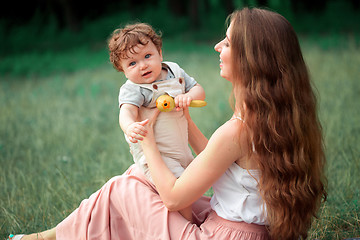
220, 73, 230, 81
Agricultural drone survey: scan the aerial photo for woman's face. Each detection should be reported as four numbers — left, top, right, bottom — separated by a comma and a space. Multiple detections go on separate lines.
214, 23, 233, 81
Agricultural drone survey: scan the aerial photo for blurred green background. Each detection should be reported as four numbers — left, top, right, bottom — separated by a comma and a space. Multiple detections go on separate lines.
1, 0, 360, 239
1, 0, 360, 76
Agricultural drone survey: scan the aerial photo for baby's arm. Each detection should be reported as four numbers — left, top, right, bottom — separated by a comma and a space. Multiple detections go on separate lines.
119, 104, 148, 143
174, 83, 205, 109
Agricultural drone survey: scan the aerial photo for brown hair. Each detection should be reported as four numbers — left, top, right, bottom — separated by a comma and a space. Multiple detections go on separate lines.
108, 23, 162, 72
228, 8, 327, 239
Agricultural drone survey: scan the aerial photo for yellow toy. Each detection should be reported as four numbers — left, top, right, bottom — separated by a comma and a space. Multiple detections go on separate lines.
156, 94, 207, 112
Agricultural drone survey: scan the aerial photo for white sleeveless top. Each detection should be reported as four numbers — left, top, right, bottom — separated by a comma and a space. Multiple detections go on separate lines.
210, 117, 267, 225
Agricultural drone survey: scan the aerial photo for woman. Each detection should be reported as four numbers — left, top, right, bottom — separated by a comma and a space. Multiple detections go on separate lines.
9, 7, 326, 240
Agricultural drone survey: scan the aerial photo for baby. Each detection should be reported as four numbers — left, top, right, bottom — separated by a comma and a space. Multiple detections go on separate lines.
108, 23, 205, 222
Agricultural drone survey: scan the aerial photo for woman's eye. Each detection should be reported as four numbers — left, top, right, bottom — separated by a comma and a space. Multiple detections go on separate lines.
129, 61, 136, 66
145, 54, 151, 59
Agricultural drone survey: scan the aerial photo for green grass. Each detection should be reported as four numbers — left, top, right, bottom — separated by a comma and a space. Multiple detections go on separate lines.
1, 36, 359, 239
304, 40, 360, 239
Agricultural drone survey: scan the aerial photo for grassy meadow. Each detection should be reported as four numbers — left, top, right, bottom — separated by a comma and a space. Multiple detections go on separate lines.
1, 34, 360, 239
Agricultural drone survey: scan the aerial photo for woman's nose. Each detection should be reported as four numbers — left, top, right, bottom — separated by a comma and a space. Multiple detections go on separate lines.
214, 42, 221, 52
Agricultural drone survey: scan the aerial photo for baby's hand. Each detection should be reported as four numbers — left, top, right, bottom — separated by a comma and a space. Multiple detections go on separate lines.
174, 94, 192, 111
125, 120, 148, 143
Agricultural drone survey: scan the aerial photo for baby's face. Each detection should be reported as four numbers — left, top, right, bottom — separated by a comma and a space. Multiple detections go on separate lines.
120, 40, 163, 84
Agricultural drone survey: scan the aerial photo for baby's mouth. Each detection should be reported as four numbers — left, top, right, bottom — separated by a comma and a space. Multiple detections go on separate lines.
142, 71, 152, 77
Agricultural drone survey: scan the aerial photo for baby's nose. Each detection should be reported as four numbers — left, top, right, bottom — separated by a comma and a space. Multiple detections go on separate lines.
140, 61, 147, 70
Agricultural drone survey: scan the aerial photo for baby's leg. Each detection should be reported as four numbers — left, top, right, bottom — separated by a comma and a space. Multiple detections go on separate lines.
179, 205, 193, 223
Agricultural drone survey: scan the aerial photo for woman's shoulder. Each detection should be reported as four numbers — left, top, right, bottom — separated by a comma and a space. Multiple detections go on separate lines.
211, 117, 252, 164
211, 117, 246, 147
221, 116, 246, 133
196, 117, 246, 179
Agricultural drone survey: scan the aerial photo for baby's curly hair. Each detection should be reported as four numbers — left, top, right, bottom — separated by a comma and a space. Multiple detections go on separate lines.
108, 23, 162, 72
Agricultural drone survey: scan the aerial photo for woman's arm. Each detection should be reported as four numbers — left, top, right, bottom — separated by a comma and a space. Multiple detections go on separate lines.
141, 114, 244, 211
184, 108, 208, 155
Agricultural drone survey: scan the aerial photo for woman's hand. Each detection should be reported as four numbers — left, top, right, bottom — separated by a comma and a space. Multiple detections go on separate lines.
138, 107, 160, 143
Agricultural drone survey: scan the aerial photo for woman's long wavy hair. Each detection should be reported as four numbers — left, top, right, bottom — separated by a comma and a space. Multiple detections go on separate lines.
229, 8, 327, 239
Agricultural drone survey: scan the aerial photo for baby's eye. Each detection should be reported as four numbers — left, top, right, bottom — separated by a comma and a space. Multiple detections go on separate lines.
145, 54, 151, 59
129, 61, 136, 66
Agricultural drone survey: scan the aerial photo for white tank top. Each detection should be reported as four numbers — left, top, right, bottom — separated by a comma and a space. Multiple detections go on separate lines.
210, 117, 267, 225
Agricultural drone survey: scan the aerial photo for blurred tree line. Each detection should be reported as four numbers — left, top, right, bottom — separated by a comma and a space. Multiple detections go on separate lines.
1, 0, 359, 31
0, 0, 359, 56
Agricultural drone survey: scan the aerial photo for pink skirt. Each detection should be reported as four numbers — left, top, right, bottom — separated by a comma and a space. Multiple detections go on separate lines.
56, 164, 270, 240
